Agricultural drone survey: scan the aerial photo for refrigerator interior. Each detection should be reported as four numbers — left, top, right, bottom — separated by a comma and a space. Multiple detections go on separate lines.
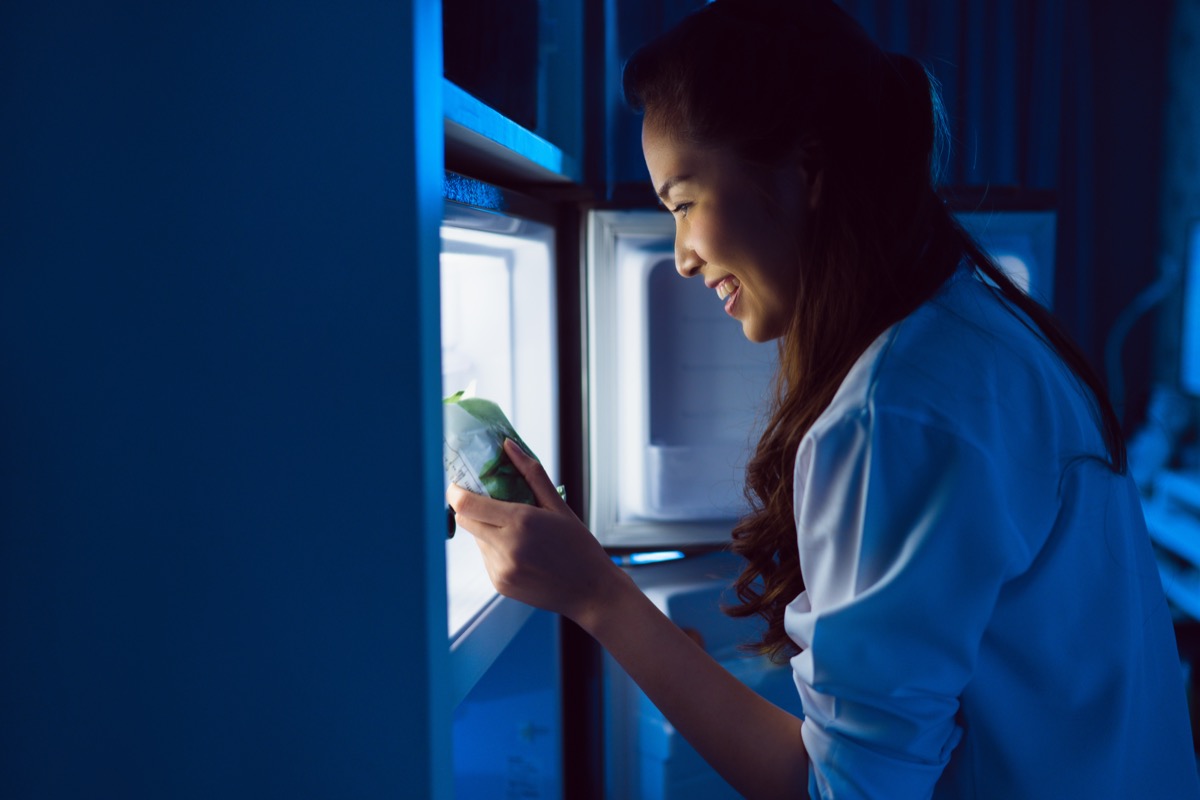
589, 210, 778, 550
440, 201, 559, 638
603, 552, 805, 800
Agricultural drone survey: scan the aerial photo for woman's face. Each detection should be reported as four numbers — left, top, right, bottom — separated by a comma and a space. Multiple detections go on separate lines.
641, 119, 814, 343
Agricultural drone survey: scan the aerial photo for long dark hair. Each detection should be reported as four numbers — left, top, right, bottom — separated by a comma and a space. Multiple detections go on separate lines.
624, 0, 1126, 663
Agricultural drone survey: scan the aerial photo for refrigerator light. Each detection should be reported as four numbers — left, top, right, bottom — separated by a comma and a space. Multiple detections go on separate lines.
612, 550, 687, 566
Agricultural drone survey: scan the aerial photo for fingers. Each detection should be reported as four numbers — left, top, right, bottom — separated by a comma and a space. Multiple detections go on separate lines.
503, 438, 565, 509
453, 509, 502, 542
446, 483, 514, 528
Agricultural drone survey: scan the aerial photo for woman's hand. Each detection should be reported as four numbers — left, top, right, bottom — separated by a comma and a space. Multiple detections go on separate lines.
446, 438, 623, 625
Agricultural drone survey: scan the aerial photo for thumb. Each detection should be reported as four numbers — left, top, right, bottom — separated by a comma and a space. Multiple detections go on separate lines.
504, 438, 565, 510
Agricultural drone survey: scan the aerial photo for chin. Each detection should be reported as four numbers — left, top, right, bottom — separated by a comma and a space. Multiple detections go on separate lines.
740, 324, 777, 344
741, 317, 786, 344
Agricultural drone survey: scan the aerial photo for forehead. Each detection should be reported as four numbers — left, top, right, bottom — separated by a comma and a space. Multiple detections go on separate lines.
641, 119, 711, 184
641, 118, 681, 163
642, 120, 771, 208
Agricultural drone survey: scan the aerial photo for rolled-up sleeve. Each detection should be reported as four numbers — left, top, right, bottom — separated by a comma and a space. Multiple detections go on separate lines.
784, 406, 1028, 799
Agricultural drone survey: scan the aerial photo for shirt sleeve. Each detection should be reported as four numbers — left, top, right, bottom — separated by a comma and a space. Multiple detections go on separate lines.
784, 405, 1029, 800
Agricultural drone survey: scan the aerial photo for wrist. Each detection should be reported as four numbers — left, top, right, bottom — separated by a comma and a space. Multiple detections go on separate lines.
568, 560, 642, 639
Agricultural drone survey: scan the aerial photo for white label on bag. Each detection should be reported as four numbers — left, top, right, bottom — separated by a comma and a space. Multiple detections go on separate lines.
443, 440, 490, 497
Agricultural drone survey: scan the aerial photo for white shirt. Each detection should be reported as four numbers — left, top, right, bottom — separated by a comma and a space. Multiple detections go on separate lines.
784, 268, 1199, 799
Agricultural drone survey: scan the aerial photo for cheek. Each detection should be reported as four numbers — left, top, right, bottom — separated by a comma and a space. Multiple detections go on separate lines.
727, 194, 780, 251
695, 210, 748, 264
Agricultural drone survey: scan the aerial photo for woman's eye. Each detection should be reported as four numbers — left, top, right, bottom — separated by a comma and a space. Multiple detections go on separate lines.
671, 202, 691, 218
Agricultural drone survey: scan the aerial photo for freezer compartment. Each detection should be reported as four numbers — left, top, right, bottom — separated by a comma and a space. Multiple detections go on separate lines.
589, 211, 776, 545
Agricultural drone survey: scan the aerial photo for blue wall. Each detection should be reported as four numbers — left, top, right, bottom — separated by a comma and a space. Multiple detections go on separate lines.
0, 3, 451, 797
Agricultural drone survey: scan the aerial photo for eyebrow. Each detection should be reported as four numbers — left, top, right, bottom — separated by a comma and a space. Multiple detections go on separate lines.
655, 174, 692, 203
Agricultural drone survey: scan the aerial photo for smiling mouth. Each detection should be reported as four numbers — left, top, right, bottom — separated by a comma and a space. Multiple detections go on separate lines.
715, 276, 741, 301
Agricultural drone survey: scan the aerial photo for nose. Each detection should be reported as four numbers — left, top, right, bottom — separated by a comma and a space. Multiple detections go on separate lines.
675, 231, 703, 278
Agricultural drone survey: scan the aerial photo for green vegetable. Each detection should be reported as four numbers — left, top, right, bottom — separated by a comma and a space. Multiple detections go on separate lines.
443, 390, 542, 505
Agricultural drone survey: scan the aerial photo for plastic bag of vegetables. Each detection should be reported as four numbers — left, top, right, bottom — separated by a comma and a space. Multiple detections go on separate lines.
442, 388, 562, 507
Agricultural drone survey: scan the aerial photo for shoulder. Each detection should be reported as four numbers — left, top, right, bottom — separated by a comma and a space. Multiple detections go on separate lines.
796, 267, 1106, 557
812, 267, 1099, 451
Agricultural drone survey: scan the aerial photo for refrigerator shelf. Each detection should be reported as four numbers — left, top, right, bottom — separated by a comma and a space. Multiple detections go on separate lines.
444, 79, 581, 185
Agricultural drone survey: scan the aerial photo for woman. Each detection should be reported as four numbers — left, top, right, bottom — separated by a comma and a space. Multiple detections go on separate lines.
447, 0, 1200, 796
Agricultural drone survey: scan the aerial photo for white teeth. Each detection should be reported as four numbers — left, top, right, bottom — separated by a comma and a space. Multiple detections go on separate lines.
716, 277, 739, 301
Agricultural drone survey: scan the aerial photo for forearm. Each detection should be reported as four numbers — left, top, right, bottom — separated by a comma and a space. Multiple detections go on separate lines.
574, 568, 811, 800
